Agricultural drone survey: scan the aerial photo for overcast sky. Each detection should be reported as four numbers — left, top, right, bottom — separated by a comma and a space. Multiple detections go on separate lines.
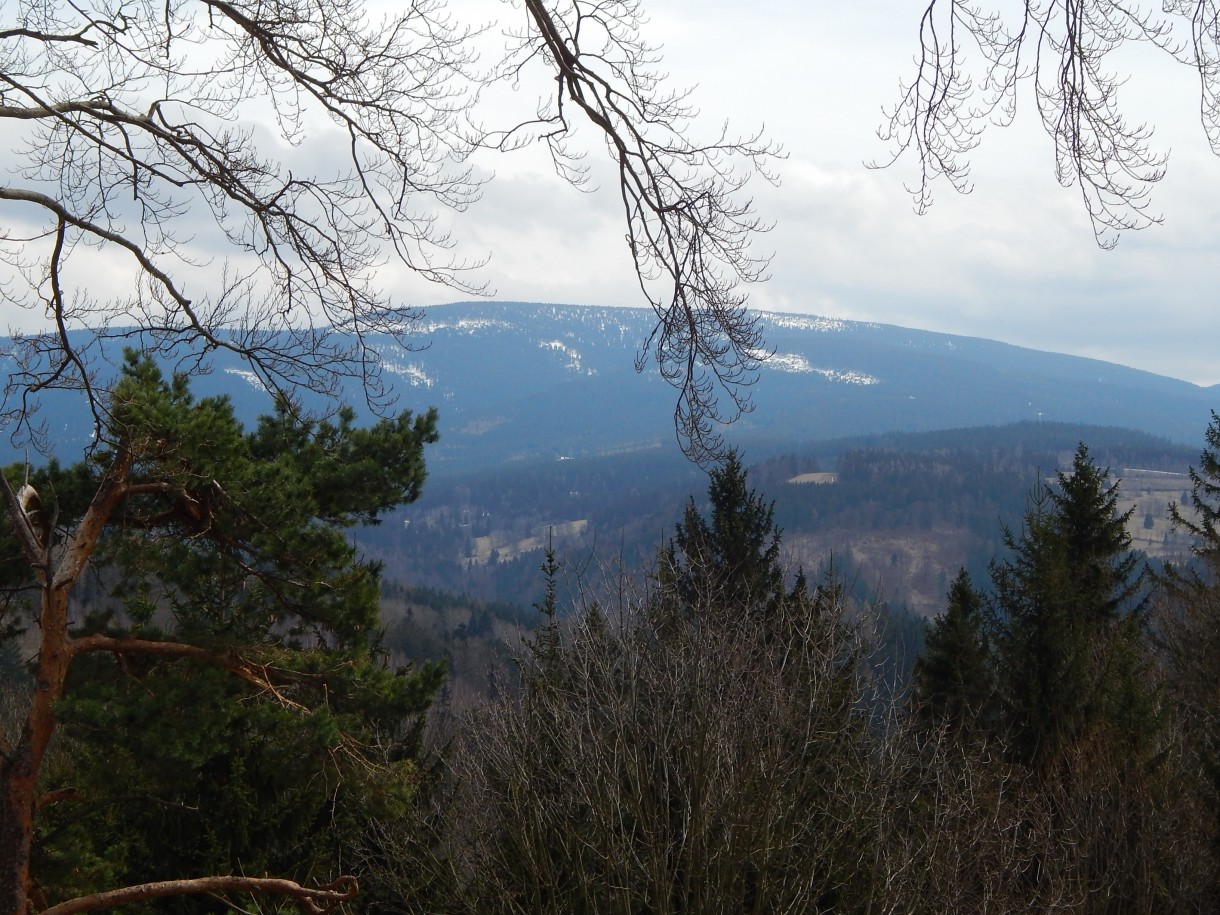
397, 0, 1220, 387
4, 1, 1217, 387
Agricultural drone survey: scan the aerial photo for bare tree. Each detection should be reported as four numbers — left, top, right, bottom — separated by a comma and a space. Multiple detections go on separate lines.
0, 0, 777, 460
876, 0, 1220, 248
443, 556, 881, 915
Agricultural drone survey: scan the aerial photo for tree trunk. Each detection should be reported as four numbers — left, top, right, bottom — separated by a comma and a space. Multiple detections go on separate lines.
2, 583, 84, 915
1, 749, 37, 915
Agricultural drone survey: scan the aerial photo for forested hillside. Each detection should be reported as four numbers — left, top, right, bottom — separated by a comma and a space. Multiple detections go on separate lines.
364, 420, 1199, 617
4, 0, 1220, 905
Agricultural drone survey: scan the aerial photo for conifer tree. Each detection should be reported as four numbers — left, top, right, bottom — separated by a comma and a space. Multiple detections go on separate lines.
913, 568, 993, 733
1169, 411, 1220, 568
989, 444, 1150, 770
0, 352, 441, 914
661, 450, 787, 623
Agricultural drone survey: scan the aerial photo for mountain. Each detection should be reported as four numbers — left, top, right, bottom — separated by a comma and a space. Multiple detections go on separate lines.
2, 301, 1214, 473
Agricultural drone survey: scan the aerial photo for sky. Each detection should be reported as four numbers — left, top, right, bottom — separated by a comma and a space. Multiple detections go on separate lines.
3, 1, 1218, 387
398, 0, 1220, 388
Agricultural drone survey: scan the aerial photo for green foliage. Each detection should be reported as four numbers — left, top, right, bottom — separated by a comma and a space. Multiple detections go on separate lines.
1171, 415, 1220, 554
76, 352, 437, 648
913, 568, 993, 732
523, 539, 563, 684
9, 353, 444, 910
989, 444, 1153, 769
659, 450, 790, 624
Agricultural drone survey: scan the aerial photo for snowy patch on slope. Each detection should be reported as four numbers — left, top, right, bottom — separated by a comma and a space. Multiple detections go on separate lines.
224, 367, 267, 392
411, 318, 515, 335
539, 339, 595, 374
755, 349, 880, 384
766, 352, 815, 373
383, 360, 435, 387
813, 367, 881, 385
762, 313, 879, 332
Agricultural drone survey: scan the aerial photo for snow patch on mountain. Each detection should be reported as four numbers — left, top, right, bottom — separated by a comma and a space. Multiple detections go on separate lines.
814, 367, 881, 385
763, 313, 877, 333
383, 360, 435, 388
540, 339, 592, 374
765, 352, 815, 373
224, 367, 267, 392
755, 349, 879, 384
413, 318, 515, 335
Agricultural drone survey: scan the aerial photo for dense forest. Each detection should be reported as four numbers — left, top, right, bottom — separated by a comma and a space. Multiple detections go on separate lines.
5, 0, 1220, 906
360, 421, 1197, 616
3, 364, 1219, 911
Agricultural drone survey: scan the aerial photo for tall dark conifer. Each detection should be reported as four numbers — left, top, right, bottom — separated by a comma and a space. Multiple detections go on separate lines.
913, 568, 993, 733
664, 450, 786, 623
989, 444, 1150, 769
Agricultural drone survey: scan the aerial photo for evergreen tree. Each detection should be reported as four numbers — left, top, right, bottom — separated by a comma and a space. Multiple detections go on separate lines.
1169, 410, 1220, 569
660, 450, 788, 623
0, 352, 442, 914
913, 568, 993, 733
989, 444, 1150, 770
1161, 412, 1220, 873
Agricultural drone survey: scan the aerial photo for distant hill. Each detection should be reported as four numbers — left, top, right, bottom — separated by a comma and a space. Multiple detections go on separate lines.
2, 301, 1215, 474
354, 419, 1200, 618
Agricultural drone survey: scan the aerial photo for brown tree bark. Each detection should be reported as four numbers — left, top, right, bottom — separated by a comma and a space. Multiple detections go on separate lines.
2, 585, 76, 915
38, 874, 357, 915
0, 454, 131, 914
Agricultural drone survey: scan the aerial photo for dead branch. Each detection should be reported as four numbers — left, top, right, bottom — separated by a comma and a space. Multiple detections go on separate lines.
37, 874, 358, 915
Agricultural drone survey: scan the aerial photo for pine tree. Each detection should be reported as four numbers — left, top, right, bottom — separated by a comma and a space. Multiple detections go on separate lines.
0, 352, 442, 914
662, 450, 787, 624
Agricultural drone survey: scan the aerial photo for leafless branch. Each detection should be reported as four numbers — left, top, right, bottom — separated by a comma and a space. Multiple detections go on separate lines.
38, 874, 358, 915
1, 0, 776, 462
487, 0, 781, 460
874, 0, 1220, 247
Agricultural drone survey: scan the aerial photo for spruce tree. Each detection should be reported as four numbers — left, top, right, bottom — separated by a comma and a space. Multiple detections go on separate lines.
913, 568, 993, 733
663, 450, 787, 623
989, 444, 1150, 769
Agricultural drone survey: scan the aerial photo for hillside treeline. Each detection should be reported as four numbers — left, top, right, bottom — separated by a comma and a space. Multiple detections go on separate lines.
1, 363, 1216, 912
361, 422, 1197, 619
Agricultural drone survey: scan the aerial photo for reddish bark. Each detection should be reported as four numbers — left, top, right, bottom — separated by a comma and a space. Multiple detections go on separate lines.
38, 874, 358, 915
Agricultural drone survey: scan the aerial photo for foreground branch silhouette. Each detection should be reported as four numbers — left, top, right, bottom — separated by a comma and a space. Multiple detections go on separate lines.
1, 0, 776, 459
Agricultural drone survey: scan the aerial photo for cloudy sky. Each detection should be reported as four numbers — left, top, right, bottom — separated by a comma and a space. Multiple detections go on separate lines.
400, 0, 1220, 387
4, 1, 1217, 387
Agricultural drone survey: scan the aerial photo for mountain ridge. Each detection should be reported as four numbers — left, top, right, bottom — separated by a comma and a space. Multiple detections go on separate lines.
2, 301, 1213, 472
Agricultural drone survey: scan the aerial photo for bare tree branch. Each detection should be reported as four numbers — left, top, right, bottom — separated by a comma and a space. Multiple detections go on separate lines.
1, 0, 775, 461
38, 874, 358, 915
505, 0, 781, 460
873, 0, 1220, 248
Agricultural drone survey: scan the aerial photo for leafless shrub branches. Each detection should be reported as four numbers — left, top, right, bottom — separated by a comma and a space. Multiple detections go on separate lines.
445, 569, 877, 914
875, 1, 1220, 247
0, 0, 777, 461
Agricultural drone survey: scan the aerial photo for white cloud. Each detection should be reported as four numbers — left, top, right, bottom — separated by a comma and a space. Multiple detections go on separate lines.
5, 0, 1218, 390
